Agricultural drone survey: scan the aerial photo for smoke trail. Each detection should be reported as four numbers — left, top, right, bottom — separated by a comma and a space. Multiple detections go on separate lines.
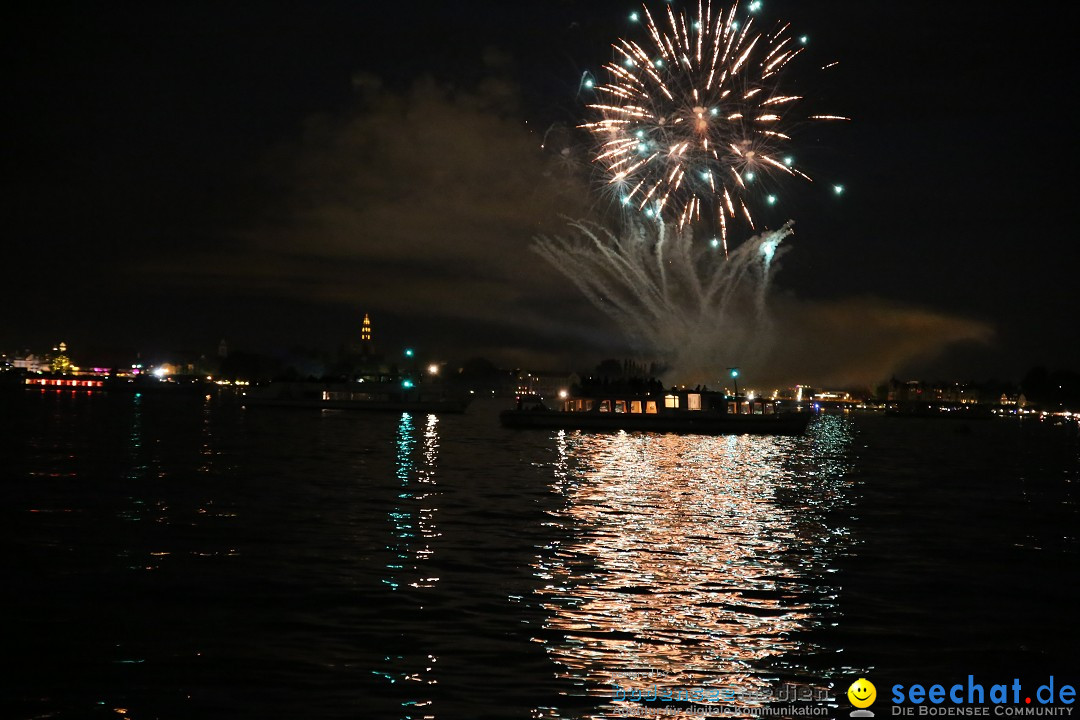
534, 220, 792, 382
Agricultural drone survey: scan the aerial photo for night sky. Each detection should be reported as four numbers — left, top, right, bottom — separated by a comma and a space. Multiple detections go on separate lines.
5, 1, 1076, 384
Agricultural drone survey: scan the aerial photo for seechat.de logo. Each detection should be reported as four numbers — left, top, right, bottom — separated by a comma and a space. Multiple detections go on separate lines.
848, 678, 877, 717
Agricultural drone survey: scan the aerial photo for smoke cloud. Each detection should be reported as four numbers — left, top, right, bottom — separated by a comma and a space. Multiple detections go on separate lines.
759, 295, 994, 387
149, 74, 993, 384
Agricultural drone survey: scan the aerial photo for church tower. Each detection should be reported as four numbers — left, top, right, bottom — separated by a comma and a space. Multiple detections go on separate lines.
360, 313, 373, 355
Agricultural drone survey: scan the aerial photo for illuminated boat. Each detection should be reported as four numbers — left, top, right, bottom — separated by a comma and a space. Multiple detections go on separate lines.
500, 389, 811, 435
244, 380, 471, 413
24, 376, 106, 391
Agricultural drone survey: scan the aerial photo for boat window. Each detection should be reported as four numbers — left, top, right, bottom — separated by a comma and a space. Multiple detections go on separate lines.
614, 400, 626, 413
645, 401, 658, 414
728, 401, 738, 415
688, 393, 702, 411
599, 400, 611, 413
664, 394, 679, 409
322, 391, 330, 401
630, 400, 642, 414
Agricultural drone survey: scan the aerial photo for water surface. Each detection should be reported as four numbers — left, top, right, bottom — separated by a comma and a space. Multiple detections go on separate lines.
1, 390, 1077, 718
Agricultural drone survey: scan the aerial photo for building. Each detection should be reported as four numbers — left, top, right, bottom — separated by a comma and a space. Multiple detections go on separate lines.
886, 379, 980, 404
517, 371, 581, 401
360, 313, 372, 346
343, 312, 397, 381
12, 353, 48, 373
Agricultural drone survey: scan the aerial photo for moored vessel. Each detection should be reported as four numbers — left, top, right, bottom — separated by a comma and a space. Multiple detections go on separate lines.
500, 387, 810, 435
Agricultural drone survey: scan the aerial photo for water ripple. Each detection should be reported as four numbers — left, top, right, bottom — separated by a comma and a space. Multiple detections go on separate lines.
534, 416, 855, 717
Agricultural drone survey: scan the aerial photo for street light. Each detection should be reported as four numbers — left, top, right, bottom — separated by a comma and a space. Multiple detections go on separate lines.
728, 367, 740, 400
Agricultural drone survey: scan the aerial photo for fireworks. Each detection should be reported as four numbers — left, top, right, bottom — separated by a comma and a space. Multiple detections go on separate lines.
534, 220, 792, 382
582, 1, 846, 250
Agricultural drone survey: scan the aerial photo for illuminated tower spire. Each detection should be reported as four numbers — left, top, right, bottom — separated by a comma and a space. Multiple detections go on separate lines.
360, 313, 372, 355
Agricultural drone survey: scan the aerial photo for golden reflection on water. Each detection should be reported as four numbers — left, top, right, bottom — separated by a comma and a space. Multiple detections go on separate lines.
536, 417, 853, 718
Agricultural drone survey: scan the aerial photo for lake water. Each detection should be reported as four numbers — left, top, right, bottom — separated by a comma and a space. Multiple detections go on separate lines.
2, 390, 1077, 719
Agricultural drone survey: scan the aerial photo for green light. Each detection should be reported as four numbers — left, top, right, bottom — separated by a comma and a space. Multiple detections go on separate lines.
783, 156, 794, 166
833, 184, 845, 195
730, 369, 739, 378
404, 348, 414, 357
401, 379, 414, 389
710, 238, 720, 249
584, 78, 594, 89
799, 35, 809, 45
767, 194, 777, 205
629, 11, 639, 21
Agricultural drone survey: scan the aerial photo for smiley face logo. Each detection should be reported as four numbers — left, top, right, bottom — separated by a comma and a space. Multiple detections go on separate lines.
847, 678, 877, 708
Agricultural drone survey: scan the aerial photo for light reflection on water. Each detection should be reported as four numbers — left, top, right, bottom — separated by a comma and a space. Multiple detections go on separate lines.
387, 412, 443, 592
378, 412, 443, 717
5, 393, 1078, 719
535, 416, 855, 717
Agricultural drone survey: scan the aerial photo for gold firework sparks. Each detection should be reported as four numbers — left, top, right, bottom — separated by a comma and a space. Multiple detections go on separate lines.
582, 1, 847, 245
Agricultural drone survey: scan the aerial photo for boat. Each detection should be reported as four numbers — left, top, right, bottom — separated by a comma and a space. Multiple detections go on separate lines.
244, 379, 471, 413
500, 388, 811, 435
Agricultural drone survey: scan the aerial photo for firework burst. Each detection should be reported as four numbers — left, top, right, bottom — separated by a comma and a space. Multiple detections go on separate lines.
582, 1, 846, 251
